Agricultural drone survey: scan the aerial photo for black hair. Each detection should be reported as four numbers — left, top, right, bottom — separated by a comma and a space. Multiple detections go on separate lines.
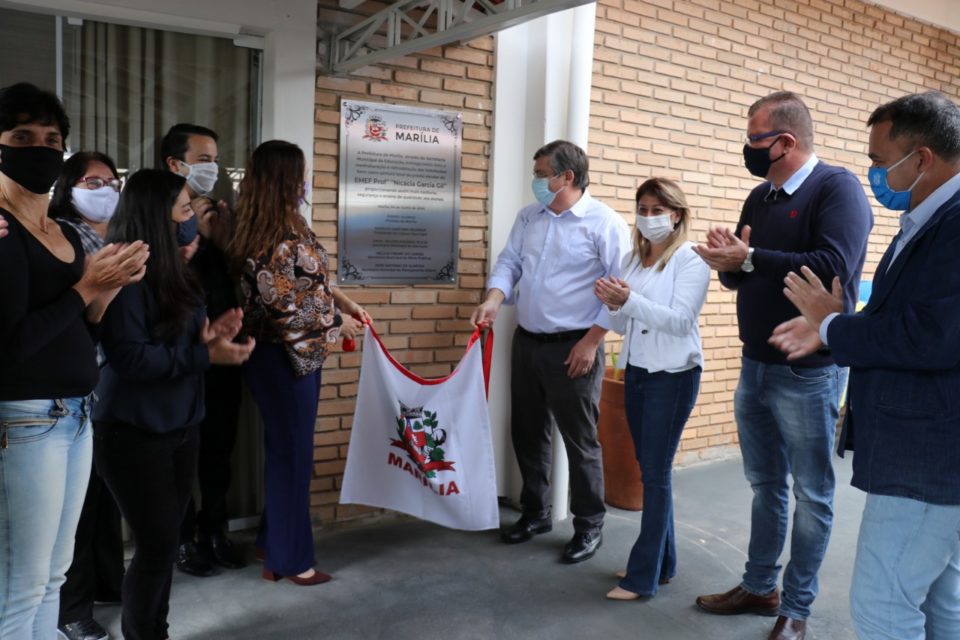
107, 169, 203, 338
0, 82, 70, 140
533, 140, 590, 190
49, 151, 120, 221
867, 91, 960, 163
159, 123, 219, 165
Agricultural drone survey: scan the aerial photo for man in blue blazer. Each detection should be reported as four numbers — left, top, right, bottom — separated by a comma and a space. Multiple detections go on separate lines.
771, 91, 960, 640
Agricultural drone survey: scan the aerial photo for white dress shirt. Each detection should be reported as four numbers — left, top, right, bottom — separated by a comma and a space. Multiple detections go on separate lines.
607, 242, 710, 373
487, 191, 631, 333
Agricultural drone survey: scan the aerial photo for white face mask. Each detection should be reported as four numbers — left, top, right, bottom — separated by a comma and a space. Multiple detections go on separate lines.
636, 212, 676, 243
179, 160, 218, 195
72, 186, 119, 223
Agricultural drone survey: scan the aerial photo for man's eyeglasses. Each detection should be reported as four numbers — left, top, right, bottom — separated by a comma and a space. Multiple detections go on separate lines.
746, 130, 789, 145
79, 177, 122, 192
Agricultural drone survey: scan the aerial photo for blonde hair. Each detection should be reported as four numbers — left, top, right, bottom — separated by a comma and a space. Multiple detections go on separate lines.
631, 177, 690, 272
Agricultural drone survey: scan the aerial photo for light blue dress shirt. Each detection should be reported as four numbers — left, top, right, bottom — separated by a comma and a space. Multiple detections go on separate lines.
820, 170, 960, 345
486, 191, 631, 334
769, 153, 819, 195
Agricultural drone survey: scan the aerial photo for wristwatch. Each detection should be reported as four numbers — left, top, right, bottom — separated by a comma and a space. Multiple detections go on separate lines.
740, 247, 755, 273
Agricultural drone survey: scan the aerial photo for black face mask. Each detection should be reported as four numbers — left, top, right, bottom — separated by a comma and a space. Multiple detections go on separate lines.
0, 144, 65, 194
742, 137, 786, 178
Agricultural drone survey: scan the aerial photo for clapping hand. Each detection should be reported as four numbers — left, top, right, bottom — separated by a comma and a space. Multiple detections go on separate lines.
782, 265, 843, 328
769, 317, 823, 361
201, 308, 244, 344
692, 225, 751, 272
594, 276, 630, 310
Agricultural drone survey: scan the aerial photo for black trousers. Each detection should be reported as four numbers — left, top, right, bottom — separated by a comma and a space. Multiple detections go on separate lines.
180, 365, 242, 541
510, 328, 605, 533
95, 422, 199, 640
58, 464, 125, 624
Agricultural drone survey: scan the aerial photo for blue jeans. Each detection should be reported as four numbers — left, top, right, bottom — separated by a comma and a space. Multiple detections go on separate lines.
851, 494, 960, 640
735, 357, 840, 620
0, 397, 93, 639
619, 365, 701, 596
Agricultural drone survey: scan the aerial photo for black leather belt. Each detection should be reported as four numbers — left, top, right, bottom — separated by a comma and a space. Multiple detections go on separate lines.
517, 326, 589, 343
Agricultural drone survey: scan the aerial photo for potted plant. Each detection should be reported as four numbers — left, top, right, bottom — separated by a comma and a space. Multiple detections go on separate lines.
597, 355, 643, 510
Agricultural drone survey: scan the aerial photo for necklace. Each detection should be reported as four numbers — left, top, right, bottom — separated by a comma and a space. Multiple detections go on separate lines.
0, 196, 52, 235
19, 212, 52, 234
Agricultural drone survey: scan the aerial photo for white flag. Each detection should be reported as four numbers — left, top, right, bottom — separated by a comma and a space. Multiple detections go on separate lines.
340, 325, 499, 531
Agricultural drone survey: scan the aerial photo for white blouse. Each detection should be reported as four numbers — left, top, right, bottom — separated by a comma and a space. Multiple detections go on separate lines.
606, 241, 710, 374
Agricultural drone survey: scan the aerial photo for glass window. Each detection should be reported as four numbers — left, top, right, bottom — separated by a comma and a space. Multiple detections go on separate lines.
0, 8, 261, 200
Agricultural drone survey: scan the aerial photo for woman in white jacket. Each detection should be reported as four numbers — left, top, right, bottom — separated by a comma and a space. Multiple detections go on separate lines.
595, 177, 710, 601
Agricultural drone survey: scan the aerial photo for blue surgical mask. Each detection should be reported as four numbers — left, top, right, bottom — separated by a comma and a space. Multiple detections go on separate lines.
531, 177, 563, 207
868, 150, 924, 211
176, 215, 198, 246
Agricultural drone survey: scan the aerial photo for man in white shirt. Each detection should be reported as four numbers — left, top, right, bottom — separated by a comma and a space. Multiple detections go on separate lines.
471, 140, 630, 563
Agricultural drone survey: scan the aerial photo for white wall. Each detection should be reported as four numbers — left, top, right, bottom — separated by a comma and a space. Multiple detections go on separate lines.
489, 4, 597, 522
0, 0, 318, 175
869, 0, 960, 33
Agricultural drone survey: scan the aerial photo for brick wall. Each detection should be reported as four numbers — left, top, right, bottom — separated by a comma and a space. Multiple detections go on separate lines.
311, 0, 960, 521
590, 0, 960, 464
313, 19, 495, 520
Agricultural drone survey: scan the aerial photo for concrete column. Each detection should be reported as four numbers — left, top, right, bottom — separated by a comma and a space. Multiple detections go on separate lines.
489, 4, 597, 524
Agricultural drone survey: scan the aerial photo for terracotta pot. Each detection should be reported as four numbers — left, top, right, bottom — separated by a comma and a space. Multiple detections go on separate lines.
597, 367, 644, 510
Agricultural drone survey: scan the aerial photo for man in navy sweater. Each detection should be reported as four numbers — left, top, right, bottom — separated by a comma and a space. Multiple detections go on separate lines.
693, 91, 873, 640
773, 91, 960, 640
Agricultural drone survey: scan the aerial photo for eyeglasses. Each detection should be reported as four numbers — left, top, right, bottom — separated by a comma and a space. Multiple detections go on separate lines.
78, 177, 122, 192
746, 130, 789, 145
532, 171, 566, 180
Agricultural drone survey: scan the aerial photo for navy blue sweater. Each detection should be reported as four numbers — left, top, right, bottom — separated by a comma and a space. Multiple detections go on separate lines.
93, 281, 209, 432
719, 161, 873, 367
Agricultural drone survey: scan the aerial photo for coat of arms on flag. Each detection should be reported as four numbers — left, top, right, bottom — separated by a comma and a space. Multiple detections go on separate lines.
340, 324, 498, 530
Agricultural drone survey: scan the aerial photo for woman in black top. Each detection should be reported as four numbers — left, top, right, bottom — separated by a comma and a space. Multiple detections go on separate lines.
50, 151, 128, 640
0, 83, 148, 639
93, 169, 254, 640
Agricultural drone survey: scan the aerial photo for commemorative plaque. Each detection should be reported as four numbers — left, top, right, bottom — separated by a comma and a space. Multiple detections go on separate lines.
338, 99, 462, 285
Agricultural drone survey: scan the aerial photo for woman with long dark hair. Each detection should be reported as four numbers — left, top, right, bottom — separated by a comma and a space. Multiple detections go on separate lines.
0, 83, 147, 639
595, 177, 709, 601
49, 151, 126, 640
93, 169, 254, 639
230, 140, 369, 586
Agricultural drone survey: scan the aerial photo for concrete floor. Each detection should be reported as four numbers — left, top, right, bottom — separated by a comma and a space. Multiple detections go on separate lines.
92, 455, 865, 639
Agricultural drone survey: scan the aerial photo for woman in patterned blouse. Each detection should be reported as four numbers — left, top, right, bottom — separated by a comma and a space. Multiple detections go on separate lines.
230, 140, 370, 586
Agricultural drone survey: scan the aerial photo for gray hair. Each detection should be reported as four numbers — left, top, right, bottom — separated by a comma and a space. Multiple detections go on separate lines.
748, 91, 814, 152
533, 140, 590, 190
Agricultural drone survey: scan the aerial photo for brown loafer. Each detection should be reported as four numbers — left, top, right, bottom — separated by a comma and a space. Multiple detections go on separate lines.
768, 615, 806, 640
695, 585, 780, 616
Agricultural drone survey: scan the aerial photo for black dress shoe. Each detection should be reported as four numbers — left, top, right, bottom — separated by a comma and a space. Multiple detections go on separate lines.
500, 515, 552, 544
175, 541, 215, 577
58, 618, 109, 640
201, 530, 246, 570
562, 530, 602, 563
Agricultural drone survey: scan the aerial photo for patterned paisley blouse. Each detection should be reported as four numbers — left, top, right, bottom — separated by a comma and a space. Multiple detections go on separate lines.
240, 230, 342, 376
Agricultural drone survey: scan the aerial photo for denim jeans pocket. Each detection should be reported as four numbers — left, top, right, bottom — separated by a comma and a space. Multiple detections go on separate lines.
787, 365, 833, 381
1, 416, 60, 448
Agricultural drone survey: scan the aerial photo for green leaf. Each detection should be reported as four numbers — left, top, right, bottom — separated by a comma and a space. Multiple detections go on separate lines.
431, 447, 445, 460
425, 435, 436, 447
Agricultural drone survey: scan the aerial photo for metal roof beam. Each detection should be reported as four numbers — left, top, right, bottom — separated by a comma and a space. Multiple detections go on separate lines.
324, 0, 595, 75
